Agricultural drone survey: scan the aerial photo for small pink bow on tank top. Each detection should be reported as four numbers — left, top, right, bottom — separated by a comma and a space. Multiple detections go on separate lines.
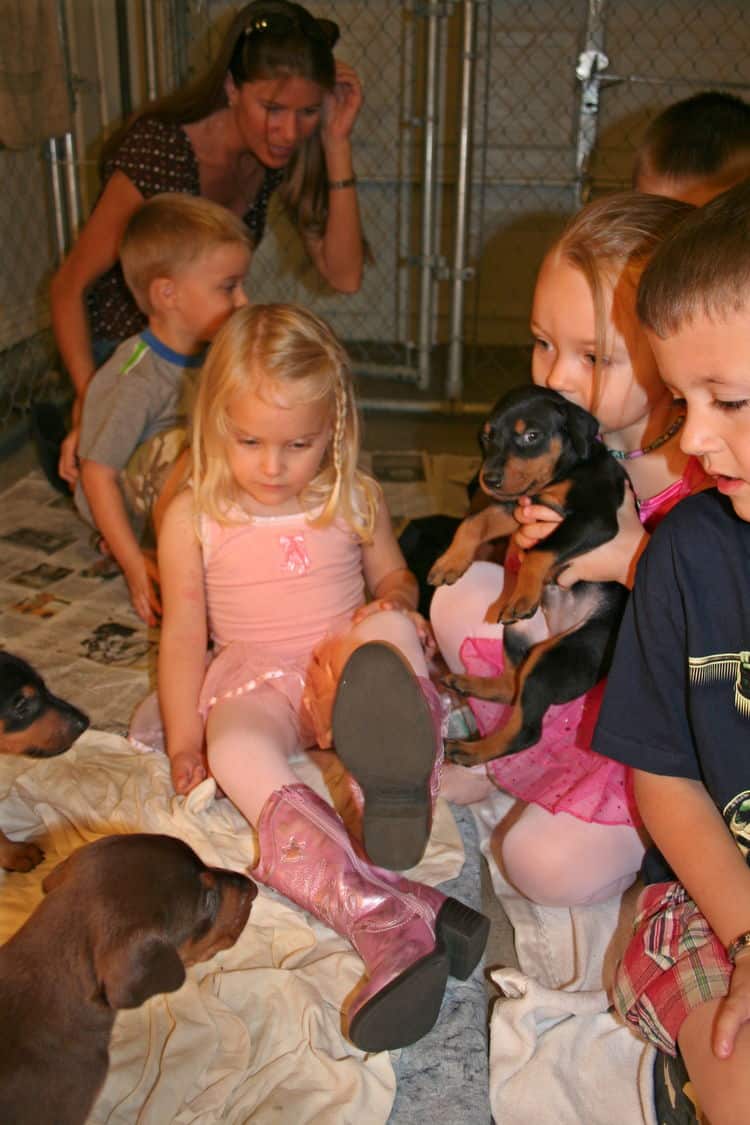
280, 533, 311, 575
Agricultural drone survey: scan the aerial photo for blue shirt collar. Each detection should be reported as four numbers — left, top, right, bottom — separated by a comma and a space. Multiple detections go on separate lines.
140, 328, 205, 369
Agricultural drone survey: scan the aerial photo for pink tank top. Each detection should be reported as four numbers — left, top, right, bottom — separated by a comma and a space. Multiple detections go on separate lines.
637, 456, 709, 530
201, 508, 365, 662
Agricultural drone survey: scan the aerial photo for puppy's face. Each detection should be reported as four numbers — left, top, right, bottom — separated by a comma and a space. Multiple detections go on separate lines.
478, 386, 599, 501
0, 653, 89, 758
43, 834, 257, 1009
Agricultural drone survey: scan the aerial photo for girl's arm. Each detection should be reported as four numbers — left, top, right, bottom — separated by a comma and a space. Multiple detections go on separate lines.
359, 492, 419, 614
303, 61, 364, 293
50, 172, 145, 479
634, 769, 750, 1058
157, 489, 209, 795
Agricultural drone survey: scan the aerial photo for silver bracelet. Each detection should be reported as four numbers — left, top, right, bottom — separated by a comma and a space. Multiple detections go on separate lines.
328, 176, 357, 190
726, 930, 750, 963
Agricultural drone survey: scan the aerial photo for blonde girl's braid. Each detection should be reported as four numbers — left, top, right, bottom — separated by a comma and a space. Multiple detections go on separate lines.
316, 343, 347, 524
331, 375, 347, 491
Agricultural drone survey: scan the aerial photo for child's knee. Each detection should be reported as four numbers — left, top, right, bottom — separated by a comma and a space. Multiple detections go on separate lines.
350, 608, 419, 651
498, 819, 576, 905
497, 814, 607, 906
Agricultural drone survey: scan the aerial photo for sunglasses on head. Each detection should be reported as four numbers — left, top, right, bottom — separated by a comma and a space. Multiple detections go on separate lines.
244, 10, 339, 49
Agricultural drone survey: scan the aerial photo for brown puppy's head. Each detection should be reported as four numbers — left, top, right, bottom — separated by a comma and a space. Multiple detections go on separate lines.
478, 385, 599, 501
0, 652, 89, 758
42, 833, 257, 1009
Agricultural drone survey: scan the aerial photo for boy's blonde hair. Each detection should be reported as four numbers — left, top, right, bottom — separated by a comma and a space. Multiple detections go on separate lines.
550, 192, 693, 393
191, 303, 378, 539
638, 178, 750, 337
120, 193, 251, 314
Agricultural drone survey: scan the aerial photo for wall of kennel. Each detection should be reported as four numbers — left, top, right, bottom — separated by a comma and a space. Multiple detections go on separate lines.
2, 0, 750, 452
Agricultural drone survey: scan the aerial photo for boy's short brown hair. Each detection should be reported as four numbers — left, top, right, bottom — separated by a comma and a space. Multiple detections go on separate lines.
120, 194, 251, 314
633, 91, 750, 194
637, 178, 750, 337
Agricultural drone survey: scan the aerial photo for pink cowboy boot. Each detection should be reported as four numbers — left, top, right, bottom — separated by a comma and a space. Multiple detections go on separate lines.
253, 783, 489, 1052
332, 641, 444, 869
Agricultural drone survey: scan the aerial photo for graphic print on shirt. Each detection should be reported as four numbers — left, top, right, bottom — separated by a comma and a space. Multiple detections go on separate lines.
723, 790, 750, 864
688, 651, 750, 718
280, 533, 311, 576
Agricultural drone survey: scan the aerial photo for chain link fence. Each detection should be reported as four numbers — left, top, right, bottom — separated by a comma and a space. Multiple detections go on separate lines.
2, 0, 750, 451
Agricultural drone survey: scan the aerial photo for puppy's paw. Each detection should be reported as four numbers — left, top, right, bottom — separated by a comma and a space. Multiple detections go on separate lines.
442, 672, 473, 697
483, 596, 503, 624
0, 839, 44, 872
498, 593, 541, 624
445, 738, 484, 766
427, 550, 472, 587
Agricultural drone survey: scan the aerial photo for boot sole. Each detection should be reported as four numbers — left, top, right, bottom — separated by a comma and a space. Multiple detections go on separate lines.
437, 896, 490, 979
333, 642, 436, 870
348, 948, 450, 1052
347, 900, 490, 1051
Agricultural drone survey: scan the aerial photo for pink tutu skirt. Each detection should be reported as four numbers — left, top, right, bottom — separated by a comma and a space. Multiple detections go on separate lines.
199, 644, 308, 719
130, 631, 351, 755
459, 635, 640, 828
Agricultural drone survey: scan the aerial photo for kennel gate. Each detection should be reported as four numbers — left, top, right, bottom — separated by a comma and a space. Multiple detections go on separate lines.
3, 0, 750, 445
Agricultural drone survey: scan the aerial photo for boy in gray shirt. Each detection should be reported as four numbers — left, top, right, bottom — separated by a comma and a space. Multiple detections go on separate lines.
76, 194, 251, 624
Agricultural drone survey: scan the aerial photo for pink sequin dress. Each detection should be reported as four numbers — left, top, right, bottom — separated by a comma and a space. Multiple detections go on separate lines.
462, 458, 709, 827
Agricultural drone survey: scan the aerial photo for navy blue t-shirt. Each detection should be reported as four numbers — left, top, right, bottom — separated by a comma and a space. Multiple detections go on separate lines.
593, 489, 750, 884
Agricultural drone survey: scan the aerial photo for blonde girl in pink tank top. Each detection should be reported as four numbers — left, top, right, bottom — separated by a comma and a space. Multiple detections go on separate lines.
431, 192, 712, 908
157, 303, 489, 1052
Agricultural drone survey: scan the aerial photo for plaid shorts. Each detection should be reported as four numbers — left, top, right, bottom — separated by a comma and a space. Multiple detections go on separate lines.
614, 880, 732, 1056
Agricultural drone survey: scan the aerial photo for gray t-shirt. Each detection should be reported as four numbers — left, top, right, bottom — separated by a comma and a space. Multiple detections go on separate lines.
75, 329, 203, 525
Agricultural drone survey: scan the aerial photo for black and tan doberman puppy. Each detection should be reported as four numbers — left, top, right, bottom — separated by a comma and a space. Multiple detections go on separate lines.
0, 652, 89, 871
428, 384, 629, 764
0, 833, 257, 1125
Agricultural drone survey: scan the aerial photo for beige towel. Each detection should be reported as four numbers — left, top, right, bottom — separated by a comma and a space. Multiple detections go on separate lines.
0, 730, 465, 1123
0, 0, 72, 149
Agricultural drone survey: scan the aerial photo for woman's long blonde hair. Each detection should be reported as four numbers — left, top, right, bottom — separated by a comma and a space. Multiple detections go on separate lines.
101, 2, 338, 243
192, 304, 378, 539
552, 191, 694, 397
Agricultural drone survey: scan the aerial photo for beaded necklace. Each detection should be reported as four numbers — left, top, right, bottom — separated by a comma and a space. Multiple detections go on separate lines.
606, 413, 685, 461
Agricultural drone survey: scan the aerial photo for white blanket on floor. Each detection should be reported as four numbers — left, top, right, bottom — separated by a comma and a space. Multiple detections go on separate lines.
0, 730, 464, 1124
471, 790, 657, 1125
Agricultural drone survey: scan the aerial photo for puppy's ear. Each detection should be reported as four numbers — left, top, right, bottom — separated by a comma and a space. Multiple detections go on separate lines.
97, 934, 186, 1009
563, 400, 599, 459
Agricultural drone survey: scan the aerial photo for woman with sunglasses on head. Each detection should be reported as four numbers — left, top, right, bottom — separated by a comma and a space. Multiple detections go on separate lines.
49, 0, 365, 485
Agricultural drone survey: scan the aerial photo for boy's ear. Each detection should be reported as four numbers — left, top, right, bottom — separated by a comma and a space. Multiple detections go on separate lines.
149, 276, 177, 313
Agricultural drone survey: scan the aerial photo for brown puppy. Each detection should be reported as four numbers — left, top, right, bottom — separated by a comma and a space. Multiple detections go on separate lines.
0, 652, 89, 871
0, 833, 257, 1125
429, 384, 629, 764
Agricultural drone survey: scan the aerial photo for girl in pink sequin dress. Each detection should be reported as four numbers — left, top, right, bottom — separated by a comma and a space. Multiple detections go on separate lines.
155, 303, 489, 1052
432, 193, 711, 906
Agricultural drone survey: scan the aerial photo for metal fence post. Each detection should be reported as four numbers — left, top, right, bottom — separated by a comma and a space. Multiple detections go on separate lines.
445, 0, 478, 402
575, 0, 609, 206
417, 0, 444, 391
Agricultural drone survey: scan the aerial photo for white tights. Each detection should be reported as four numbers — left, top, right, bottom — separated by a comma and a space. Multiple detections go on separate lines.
431, 561, 644, 907
207, 609, 429, 830
495, 802, 645, 906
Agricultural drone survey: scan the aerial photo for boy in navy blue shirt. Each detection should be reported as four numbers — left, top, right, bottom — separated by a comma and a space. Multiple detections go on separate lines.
594, 178, 750, 1122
